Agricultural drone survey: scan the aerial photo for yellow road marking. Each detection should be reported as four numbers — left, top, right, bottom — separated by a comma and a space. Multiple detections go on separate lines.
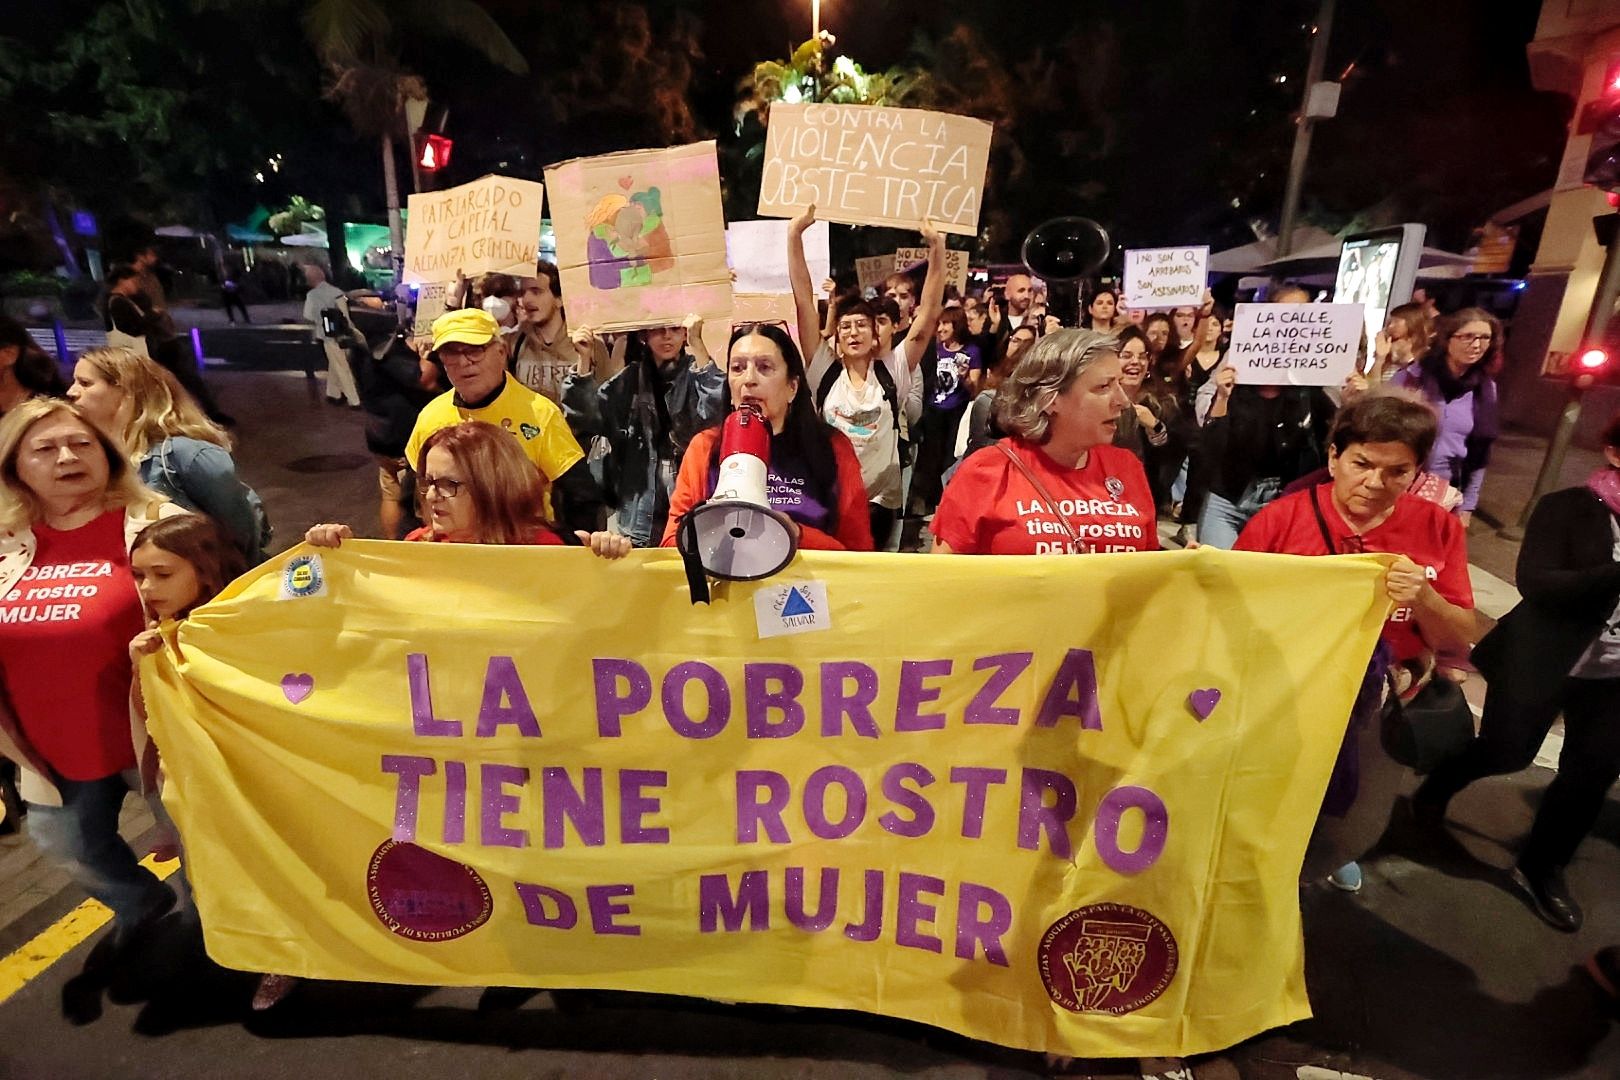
0, 854, 180, 1006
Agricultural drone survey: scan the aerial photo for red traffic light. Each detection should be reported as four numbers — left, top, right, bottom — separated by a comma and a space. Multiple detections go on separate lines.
1574, 347, 1611, 389
1579, 348, 1609, 370
418, 133, 453, 172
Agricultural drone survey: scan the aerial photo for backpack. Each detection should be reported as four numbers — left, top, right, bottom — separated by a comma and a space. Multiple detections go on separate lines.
148, 438, 274, 565
815, 358, 913, 466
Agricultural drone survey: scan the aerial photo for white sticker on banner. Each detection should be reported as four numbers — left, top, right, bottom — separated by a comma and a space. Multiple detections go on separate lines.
754, 580, 832, 639
278, 553, 328, 600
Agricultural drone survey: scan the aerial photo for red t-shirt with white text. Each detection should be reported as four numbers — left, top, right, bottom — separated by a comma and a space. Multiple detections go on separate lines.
1234, 484, 1472, 663
0, 511, 143, 780
933, 439, 1159, 555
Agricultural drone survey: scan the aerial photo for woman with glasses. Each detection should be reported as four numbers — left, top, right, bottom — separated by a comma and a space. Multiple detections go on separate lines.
1392, 308, 1502, 528
1235, 393, 1477, 892
305, 421, 629, 555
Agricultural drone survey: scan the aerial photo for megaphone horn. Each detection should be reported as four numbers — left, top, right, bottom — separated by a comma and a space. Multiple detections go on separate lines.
677, 407, 799, 600
1020, 216, 1112, 283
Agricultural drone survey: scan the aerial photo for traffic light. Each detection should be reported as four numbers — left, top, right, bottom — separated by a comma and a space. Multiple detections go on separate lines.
417, 133, 453, 173
1585, 59, 1620, 192
1574, 347, 1611, 390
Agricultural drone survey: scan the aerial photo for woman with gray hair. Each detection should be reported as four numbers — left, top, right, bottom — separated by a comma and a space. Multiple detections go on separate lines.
931, 329, 1158, 554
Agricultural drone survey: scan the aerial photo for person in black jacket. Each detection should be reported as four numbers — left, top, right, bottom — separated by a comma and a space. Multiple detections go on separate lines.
346, 300, 439, 538
1415, 412, 1620, 932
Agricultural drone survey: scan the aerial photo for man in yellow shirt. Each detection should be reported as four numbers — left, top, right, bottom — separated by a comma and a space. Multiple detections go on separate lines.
407, 309, 605, 533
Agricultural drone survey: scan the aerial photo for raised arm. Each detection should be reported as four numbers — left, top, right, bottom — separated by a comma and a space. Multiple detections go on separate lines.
903, 223, 948, 353
788, 205, 825, 353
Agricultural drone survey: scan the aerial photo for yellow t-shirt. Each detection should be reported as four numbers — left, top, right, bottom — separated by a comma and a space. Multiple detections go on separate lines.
405, 375, 586, 515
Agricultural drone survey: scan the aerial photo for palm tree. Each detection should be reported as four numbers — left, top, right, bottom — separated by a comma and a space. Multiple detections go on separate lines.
302, 0, 527, 284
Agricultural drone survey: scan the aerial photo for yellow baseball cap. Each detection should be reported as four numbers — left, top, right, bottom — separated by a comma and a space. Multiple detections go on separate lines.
430, 308, 500, 352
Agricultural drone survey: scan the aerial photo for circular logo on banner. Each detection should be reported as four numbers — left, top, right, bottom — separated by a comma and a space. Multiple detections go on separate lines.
282, 553, 324, 598
366, 840, 493, 943
1037, 903, 1178, 1015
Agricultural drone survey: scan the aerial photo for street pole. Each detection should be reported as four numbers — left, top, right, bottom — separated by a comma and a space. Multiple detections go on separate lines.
1275, 0, 1335, 257
1503, 213, 1620, 538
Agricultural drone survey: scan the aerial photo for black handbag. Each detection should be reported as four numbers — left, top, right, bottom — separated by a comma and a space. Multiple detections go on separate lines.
1307, 487, 1475, 773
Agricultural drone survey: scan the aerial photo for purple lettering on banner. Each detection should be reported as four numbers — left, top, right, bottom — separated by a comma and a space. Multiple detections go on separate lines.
894, 872, 945, 953
819, 661, 880, 738
877, 763, 936, 838
515, 882, 578, 929
443, 759, 467, 844
955, 882, 1012, 966
619, 769, 670, 844
744, 662, 806, 738
1094, 785, 1170, 875
380, 754, 435, 843
586, 884, 640, 936
895, 659, 953, 732
541, 767, 606, 848
662, 661, 731, 739
407, 654, 462, 737
964, 652, 1033, 725
785, 866, 840, 931
699, 871, 770, 932
1034, 649, 1103, 730
843, 869, 886, 942
803, 765, 867, 840
736, 770, 792, 843
1017, 768, 1078, 859
475, 656, 542, 738
593, 658, 652, 737
480, 763, 530, 848
949, 766, 1008, 839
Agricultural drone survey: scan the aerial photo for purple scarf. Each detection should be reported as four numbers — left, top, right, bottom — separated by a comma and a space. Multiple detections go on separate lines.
1588, 468, 1620, 516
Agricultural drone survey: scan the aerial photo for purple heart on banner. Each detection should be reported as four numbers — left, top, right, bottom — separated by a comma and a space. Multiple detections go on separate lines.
1188, 688, 1221, 721
281, 673, 314, 705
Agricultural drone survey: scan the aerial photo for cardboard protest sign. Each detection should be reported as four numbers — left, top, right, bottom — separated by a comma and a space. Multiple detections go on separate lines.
855, 255, 894, 292
727, 220, 829, 295
1226, 303, 1365, 387
546, 142, 733, 334
758, 104, 992, 236
147, 543, 1388, 1059
404, 175, 545, 284
410, 282, 449, 339
896, 247, 969, 295
1123, 246, 1209, 308
699, 291, 803, 360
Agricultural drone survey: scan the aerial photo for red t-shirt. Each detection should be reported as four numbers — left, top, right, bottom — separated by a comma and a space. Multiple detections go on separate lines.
404, 525, 564, 545
933, 439, 1159, 555
0, 511, 143, 780
1234, 484, 1473, 663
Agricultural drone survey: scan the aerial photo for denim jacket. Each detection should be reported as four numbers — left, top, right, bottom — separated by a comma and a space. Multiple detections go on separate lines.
562, 356, 724, 547
139, 436, 265, 561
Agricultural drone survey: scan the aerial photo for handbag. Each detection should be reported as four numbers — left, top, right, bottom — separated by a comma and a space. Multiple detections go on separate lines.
1307, 486, 1474, 772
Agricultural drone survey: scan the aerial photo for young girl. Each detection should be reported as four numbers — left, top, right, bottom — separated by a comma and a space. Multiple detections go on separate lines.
126, 516, 302, 1008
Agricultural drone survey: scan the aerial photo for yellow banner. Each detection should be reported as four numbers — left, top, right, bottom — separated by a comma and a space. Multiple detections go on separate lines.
141, 544, 1389, 1057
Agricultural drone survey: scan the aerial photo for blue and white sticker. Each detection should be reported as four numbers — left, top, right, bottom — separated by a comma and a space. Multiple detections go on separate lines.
278, 552, 328, 600
754, 580, 831, 639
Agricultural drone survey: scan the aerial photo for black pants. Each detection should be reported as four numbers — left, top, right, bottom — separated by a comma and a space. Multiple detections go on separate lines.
1420, 676, 1620, 872
868, 503, 896, 549
220, 290, 250, 323
911, 401, 968, 512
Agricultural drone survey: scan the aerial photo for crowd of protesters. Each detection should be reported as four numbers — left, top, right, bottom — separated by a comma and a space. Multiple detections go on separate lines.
5, 207, 1618, 1038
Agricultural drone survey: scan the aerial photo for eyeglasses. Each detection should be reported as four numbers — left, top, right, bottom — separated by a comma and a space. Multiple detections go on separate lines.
438, 341, 493, 361
1451, 333, 1493, 346
421, 476, 465, 499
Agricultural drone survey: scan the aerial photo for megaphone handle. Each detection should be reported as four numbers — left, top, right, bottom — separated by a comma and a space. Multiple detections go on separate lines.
677, 513, 713, 605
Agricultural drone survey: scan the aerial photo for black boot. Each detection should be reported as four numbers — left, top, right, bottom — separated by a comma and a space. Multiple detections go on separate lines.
1509, 863, 1582, 933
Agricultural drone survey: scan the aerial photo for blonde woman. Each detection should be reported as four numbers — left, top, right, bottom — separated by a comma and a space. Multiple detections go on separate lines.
0, 399, 186, 956
67, 346, 263, 561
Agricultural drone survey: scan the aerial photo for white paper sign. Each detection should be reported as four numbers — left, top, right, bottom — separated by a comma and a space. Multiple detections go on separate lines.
753, 580, 832, 639
1226, 303, 1365, 387
1123, 246, 1209, 308
726, 220, 829, 295
411, 281, 448, 338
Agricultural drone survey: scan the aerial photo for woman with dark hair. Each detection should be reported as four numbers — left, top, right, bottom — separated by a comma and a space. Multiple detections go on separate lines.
1392, 307, 1502, 527
661, 323, 873, 551
958, 324, 1039, 460
1415, 411, 1620, 932
1142, 312, 1173, 363
1110, 325, 1169, 461
0, 315, 68, 415
1082, 287, 1122, 333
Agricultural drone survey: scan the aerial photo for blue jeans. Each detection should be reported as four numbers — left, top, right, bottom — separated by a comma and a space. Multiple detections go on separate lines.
1198, 476, 1283, 550
26, 773, 172, 928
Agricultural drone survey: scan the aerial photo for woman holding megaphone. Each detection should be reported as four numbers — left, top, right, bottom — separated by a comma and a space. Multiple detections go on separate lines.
661, 324, 873, 552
